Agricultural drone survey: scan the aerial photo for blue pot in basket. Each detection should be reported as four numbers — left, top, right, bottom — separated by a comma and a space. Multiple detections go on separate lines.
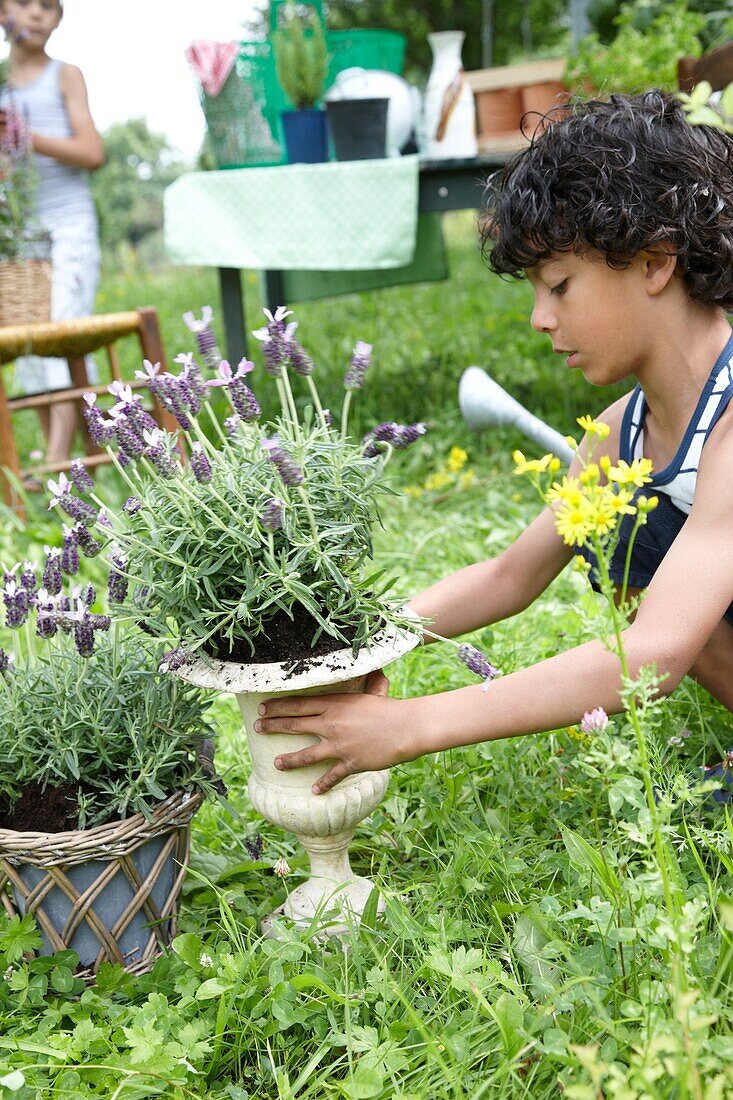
281, 108, 329, 164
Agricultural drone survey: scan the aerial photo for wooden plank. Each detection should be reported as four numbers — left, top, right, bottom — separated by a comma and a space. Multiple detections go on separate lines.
466, 59, 567, 93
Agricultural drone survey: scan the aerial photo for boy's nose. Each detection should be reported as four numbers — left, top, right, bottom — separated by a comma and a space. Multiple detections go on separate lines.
530, 299, 557, 334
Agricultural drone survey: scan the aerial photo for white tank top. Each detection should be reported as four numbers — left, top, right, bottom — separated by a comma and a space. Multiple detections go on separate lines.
621, 330, 733, 514
0, 58, 97, 227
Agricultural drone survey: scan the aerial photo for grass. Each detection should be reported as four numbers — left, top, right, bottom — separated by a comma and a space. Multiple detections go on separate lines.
1, 216, 733, 1098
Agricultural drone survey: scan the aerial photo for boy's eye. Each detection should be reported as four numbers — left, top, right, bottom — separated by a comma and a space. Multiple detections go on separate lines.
550, 279, 568, 296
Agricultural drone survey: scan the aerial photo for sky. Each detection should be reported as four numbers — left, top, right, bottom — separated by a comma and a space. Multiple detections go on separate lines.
1, 0, 265, 162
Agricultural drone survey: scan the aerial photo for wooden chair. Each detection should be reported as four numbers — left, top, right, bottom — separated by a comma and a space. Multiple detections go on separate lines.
0, 307, 179, 510
678, 40, 733, 93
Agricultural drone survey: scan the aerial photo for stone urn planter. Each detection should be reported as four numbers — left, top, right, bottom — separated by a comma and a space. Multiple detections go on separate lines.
176, 621, 419, 934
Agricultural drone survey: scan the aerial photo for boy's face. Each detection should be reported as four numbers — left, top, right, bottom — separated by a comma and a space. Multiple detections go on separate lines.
526, 250, 655, 387
1, 0, 62, 46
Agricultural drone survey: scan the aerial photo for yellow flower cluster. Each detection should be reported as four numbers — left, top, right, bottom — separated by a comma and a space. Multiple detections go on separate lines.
512, 416, 659, 547
405, 446, 475, 499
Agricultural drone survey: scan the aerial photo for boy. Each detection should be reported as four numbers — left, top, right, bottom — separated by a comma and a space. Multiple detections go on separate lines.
254, 92, 733, 795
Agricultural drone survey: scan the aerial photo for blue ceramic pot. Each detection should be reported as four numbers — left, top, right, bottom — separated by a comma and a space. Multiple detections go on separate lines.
281, 108, 329, 164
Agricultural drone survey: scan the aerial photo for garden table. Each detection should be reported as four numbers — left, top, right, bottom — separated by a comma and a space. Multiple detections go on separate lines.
164, 153, 512, 362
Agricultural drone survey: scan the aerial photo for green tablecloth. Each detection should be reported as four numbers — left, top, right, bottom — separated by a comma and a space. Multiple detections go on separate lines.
164, 156, 422, 270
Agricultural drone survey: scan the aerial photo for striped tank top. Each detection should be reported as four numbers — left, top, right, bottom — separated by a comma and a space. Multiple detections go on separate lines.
0, 58, 96, 226
620, 329, 733, 513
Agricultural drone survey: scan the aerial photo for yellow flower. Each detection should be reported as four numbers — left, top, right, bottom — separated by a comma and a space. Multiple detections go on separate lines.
609, 487, 636, 515
458, 470, 476, 489
637, 494, 659, 513
424, 471, 452, 492
573, 554, 591, 573
404, 485, 424, 498
565, 435, 579, 451
577, 415, 611, 440
586, 492, 618, 535
447, 446, 468, 473
606, 458, 653, 487
549, 456, 562, 472
555, 501, 594, 546
512, 450, 556, 475
546, 476, 583, 507
579, 462, 600, 486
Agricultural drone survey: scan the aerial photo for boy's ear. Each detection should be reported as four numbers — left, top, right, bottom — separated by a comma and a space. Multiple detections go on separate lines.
643, 248, 678, 296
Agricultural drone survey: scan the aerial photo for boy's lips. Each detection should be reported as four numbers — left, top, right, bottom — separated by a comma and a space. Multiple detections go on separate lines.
555, 348, 579, 367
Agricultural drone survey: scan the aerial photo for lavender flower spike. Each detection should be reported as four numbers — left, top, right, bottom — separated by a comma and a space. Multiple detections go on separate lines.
3, 579, 28, 629
69, 458, 94, 494
344, 340, 372, 390
60, 525, 79, 576
458, 643, 498, 692
262, 497, 285, 532
42, 547, 63, 596
190, 443, 213, 484
183, 306, 221, 369
83, 392, 114, 446
261, 437, 304, 486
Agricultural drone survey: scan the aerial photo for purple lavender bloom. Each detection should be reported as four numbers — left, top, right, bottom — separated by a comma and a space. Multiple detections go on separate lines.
224, 415, 241, 437
113, 414, 146, 459
160, 647, 190, 671
69, 458, 94, 494
60, 525, 79, 576
252, 307, 294, 376
245, 833, 264, 861
362, 421, 427, 458
158, 374, 193, 430
3, 579, 28, 629
83, 392, 114, 445
73, 523, 103, 558
142, 429, 179, 479
229, 380, 261, 422
261, 437, 304, 486
134, 359, 164, 399
286, 335, 314, 377
42, 548, 62, 596
72, 609, 95, 658
20, 562, 37, 600
344, 340, 372, 391
0, 647, 12, 674
175, 354, 207, 415
190, 443, 213, 484
458, 643, 498, 688
108, 550, 129, 605
58, 493, 98, 527
262, 497, 285, 532
183, 307, 221, 370
123, 496, 141, 516
91, 614, 111, 632
81, 582, 96, 607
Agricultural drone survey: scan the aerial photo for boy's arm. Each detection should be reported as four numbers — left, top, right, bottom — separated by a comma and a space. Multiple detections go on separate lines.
30, 64, 104, 170
409, 504, 574, 641
257, 415, 733, 793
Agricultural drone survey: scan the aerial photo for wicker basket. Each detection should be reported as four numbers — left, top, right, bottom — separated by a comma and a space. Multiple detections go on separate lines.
0, 230, 52, 328
0, 789, 203, 979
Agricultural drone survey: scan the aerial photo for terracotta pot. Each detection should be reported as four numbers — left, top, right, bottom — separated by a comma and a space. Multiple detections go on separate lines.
175, 620, 420, 936
476, 86, 523, 139
520, 82, 570, 137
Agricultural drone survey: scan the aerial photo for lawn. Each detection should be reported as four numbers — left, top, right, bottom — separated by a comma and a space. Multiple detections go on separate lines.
1, 214, 732, 1098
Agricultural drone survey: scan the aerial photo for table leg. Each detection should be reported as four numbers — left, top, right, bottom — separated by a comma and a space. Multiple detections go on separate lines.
218, 267, 247, 363
264, 270, 286, 312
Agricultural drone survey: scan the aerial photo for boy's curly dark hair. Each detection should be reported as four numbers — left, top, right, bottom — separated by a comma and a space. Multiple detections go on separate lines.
482, 91, 733, 311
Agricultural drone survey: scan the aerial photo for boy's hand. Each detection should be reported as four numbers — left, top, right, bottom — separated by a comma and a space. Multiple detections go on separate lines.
254, 691, 418, 795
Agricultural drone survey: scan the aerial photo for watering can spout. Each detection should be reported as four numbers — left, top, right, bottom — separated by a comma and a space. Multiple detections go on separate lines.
458, 366, 575, 464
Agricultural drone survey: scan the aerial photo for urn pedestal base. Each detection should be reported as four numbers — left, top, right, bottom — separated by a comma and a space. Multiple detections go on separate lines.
177, 621, 419, 939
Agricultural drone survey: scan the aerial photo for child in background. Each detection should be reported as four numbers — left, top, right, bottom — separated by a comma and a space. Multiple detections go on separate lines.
254, 92, 733, 797
0, 0, 104, 471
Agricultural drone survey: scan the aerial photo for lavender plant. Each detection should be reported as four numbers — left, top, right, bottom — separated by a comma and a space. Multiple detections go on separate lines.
0, 559, 218, 830
68, 306, 428, 663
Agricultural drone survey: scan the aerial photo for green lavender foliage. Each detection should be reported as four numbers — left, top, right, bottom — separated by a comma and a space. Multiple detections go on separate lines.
0, 631, 217, 828
116, 410, 406, 658
273, 5, 330, 110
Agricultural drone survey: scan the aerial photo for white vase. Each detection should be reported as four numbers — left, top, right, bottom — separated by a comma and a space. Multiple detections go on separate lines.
175, 621, 419, 936
421, 31, 478, 159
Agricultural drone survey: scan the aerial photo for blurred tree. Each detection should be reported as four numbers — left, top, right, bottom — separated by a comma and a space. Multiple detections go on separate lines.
588, 0, 733, 48
90, 118, 186, 263
253, 1, 572, 75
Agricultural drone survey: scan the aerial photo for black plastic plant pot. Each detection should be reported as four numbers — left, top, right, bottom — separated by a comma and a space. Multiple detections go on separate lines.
326, 98, 389, 161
